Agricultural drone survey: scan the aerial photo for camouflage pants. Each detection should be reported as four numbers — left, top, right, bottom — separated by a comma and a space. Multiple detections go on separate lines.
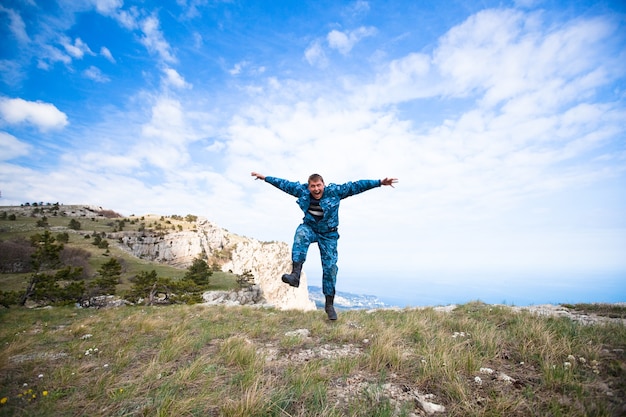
291, 223, 339, 296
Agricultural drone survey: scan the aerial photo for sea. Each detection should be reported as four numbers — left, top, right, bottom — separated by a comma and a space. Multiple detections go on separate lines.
315, 270, 626, 308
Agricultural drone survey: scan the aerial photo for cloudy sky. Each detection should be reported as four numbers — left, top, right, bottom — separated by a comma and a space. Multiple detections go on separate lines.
1, 0, 625, 303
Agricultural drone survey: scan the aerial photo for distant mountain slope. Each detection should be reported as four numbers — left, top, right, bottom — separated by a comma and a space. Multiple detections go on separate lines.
308, 286, 390, 310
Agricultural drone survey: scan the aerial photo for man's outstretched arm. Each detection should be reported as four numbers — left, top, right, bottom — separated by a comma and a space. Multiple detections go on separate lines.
336, 177, 398, 199
251, 172, 305, 197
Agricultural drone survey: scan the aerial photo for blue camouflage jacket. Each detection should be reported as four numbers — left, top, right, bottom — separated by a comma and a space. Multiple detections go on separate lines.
265, 176, 381, 233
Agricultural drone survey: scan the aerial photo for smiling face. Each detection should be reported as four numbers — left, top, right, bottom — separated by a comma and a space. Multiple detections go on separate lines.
308, 179, 325, 199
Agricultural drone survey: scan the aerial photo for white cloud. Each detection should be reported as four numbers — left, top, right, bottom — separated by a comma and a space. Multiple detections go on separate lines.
361, 52, 434, 105
178, 0, 207, 19
304, 40, 328, 67
0, 131, 32, 160
327, 26, 377, 55
205, 141, 225, 152
0, 59, 24, 86
0, 5, 30, 44
90, 0, 138, 29
229, 61, 248, 76
37, 44, 72, 69
114, 8, 139, 30
136, 97, 200, 170
141, 98, 185, 142
61, 36, 94, 59
344, 0, 370, 18
0, 98, 68, 131
140, 15, 176, 63
162, 67, 191, 88
227, 61, 265, 76
100, 46, 116, 63
64, 151, 141, 173
92, 0, 123, 15
84, 66, 110, 82
433, 10, 617, 107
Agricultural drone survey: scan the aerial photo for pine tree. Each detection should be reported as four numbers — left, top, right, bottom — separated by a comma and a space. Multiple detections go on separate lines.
92, 258, 122, 295
20, 231, 64, 305
183, 257, 212, 287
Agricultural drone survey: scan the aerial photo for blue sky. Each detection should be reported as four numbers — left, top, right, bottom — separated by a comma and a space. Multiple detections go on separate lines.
1, 0, 625, 303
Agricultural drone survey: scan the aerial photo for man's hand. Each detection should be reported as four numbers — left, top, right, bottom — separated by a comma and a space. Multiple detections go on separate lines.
381, 177, 398, 187
251, 172, 266, 180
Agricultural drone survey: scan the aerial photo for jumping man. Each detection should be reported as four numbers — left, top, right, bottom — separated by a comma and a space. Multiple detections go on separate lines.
251, 172, 398, 320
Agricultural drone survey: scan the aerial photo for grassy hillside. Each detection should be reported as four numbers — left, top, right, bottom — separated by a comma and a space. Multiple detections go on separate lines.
2, 205, 625, 416
1, 302, 625, 416
0, 205, 239, 296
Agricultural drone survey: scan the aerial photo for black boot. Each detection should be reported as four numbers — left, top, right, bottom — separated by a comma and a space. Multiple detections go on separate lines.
325, 295, 337, 321
281, 262, 303, 288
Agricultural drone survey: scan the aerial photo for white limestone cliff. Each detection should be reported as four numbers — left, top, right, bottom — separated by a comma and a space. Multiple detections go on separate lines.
112, 218, 315, 311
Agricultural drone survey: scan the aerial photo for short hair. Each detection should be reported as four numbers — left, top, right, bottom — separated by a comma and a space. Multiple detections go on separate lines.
308, 173, 324, 184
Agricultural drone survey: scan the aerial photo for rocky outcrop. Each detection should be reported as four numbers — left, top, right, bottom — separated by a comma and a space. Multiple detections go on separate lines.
202, 285, 267, 307
221, 237, 316, 311
111, 218, 315, 311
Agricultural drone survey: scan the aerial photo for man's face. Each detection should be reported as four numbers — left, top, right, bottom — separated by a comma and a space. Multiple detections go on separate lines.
308, 179, 325, 199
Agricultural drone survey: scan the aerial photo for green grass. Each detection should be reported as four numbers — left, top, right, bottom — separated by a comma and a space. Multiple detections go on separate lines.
0, 302, 623, 417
